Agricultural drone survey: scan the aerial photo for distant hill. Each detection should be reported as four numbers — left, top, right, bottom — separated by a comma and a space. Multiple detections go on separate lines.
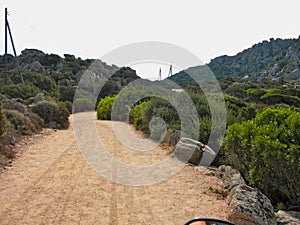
98, 67, 140, 99
169, 37, 300, 83
0, 49, 141, 103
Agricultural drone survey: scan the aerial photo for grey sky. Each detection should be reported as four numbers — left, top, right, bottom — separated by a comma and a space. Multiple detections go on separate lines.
1, 0, 299, 79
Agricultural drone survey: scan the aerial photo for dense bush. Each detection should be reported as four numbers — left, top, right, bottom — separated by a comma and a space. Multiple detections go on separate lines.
15, 72, 57, 94
73, 98, 95, 113
55, 102, 70, 129
31, 101, 58, 124
0, 102, 7, 136
58, 85, 76, 102
3, 109, 37, 135
130, 101, 150, 130
0, 83, 40, 100
65, 101, 73, 114
261, 93, 300, 107
142, 97, 181, 133
97, 95, 116, 120
31, 100, 70, 129
225, 95, 257, 125
128, 93, 245, 144
25, 111, 44, 130
224, 107, 300, 208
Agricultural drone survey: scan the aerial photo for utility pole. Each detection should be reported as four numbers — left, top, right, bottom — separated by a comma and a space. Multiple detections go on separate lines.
168, 65, 172, 77
3, 8, 24, 85
158, 68, 162, 81
4, 8, 8, 84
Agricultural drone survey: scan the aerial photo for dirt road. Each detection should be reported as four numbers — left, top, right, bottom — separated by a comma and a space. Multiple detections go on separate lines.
0, 113, 227, 225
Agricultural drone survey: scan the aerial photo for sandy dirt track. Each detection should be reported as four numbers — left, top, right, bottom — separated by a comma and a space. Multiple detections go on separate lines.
0, 113, 227, 225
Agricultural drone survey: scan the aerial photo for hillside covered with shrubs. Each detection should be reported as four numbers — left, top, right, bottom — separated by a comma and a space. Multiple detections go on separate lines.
169, 36, 300, 82
95, 38, 300, 210
0, 48, 143, 167
96, 78, 299, 210
1, 36, 299, 211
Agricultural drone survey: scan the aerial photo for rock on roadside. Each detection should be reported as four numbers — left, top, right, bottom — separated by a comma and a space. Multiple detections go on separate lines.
174, 137, 216, 165
215, 165, 246, 190
174, 138, 203, 165
227, 184, 277, 225
276, 210, 300, 225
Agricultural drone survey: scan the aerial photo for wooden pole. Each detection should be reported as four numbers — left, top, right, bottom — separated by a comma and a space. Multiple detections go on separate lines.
4, 8, 8, 84
3, 8, 24, 84
7, 21, 24, 83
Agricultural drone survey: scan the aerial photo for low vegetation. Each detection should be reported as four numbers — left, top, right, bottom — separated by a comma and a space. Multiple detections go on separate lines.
224, 107, 300, 208
31, 100, 69, 129
96, 78, 300, 209
0, 102, 7, 136
1, 39, 300, 210
97, 95, 116, 120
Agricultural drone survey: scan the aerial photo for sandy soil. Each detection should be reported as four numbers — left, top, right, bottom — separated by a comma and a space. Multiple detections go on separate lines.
0, 113, 228, 225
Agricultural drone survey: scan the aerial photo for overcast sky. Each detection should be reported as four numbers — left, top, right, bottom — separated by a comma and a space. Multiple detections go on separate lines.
1, 0, 299, 79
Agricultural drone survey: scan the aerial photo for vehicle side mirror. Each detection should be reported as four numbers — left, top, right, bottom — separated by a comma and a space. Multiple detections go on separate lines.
184, 218, 235, 225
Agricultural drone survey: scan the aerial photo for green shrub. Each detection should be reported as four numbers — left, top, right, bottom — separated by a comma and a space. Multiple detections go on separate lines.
0, 102, 7, 136
260, 93, 300, 107
25, 112, 44, 130
130, 101, 149, 130
58, 85, 75, 102
224, 107, 300, 207
10, 71, 57, 95
225, 95, 257, 125
65, 101, 73, 114
3, 109, 36, 135
55, 102, 70, 129
31, 100, 70, 129
31, 101, 58, 124
0, 83, 40, 100
97, 95, 117, 120
144, 98, 180, 130
73, 98, 95, 113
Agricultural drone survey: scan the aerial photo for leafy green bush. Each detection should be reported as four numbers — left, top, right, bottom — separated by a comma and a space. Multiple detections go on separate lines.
31, 101, 58, 124
31, 100, 70, 129
143, 97, 180, 133
58, 85, 76, 102
65, 101, 73, 114
0, 83, 40, 100
260, 93, 300, 107
130, 101, 150, 130
224, 107, 300, 207
97, 95, 116, 120
73, 98, 95, 113
22, 72, 57, 94
3, 109, 37, 135
225, 95, 257, 125
0, 102, 7, 136
55, 102, 70, 129
25, 112, 44, 130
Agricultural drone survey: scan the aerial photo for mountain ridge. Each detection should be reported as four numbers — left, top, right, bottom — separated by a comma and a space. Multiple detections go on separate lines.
169, 36, 300, 83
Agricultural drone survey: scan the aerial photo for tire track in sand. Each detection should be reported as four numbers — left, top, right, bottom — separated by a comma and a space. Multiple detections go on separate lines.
0, 112, 228, 224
